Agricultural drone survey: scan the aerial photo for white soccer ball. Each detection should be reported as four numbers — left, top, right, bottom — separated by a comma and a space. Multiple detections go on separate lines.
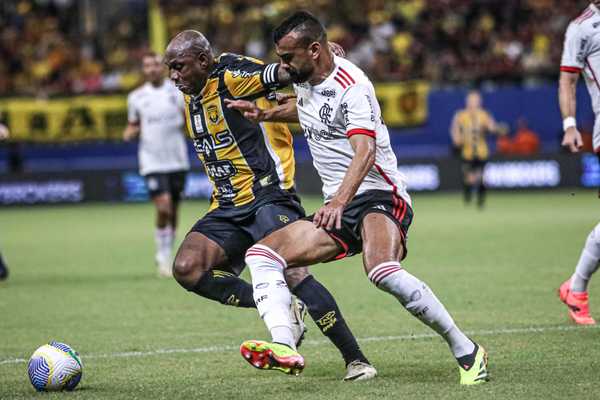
27, 341, 83, 391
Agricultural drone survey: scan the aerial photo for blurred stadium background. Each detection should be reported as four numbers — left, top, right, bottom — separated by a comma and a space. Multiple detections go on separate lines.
0, 0, 598, 204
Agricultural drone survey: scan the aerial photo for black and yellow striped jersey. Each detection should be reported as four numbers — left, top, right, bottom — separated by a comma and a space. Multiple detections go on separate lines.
183, 53, 294, 211
454, 109, 493, 161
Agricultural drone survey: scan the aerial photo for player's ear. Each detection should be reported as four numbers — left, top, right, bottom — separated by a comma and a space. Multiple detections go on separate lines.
309, 42, 321, 60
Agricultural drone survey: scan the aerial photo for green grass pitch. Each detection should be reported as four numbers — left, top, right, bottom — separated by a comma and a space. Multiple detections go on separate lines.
1, 190, 599, 399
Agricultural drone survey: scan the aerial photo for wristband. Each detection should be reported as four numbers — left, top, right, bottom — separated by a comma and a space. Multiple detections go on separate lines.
563, 117, 577, 132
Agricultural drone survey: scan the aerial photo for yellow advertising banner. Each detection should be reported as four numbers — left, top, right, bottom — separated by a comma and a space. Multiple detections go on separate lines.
0, 82, 429, 142
0, 96, 127, 142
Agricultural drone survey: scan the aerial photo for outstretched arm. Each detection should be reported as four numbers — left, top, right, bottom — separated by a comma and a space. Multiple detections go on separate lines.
224, 95, 299, 123
123, 122, 140, 141
559, 70, 582, 152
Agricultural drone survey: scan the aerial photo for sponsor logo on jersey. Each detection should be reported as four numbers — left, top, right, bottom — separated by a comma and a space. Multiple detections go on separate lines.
192, 130, 234, 157
340, 102, 350, 125
297, 97, 304, 107
192, 114, 204, 134
205, 160, 238, 180
577, 37, 589, 64
319, 103, 333, 124
230, 69, 261, 78
207, 105, 220, 124
302, 125, 339, 141
320, 88, 336, 97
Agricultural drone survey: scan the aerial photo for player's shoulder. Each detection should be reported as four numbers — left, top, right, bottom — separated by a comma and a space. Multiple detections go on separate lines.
212, 53, 265, 77
332, 56, 373, 98
127, 83, 150, 102
568, 6, 600, 34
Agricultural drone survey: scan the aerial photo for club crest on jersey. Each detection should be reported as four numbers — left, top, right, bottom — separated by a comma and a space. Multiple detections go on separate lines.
207, 105, 220, 124
319, 103, 333, 124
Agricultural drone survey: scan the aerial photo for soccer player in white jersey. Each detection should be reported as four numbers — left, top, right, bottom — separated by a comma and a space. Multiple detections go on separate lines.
226, 11, 489, 385
124, 52, 190, 276
557, 1, 600, 325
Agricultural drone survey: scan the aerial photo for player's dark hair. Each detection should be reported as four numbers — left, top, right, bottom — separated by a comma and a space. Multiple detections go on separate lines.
273, 11, 327, 47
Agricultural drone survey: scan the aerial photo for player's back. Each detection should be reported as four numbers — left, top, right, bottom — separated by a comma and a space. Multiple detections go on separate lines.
561, 4, 600, 113
293, 55, 410, 205
183, 53, 295, 211
127, 79, 190, 176
455, 109, 491, 160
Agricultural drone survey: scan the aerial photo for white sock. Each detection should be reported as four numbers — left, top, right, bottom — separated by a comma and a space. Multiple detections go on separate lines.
155, 226, 173, 262
571, 223, 600, 293
368, 262, 475, 358
246, 244, 296, 350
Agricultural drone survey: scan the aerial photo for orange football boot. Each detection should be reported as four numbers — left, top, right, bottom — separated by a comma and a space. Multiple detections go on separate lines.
558, 279, 596, 325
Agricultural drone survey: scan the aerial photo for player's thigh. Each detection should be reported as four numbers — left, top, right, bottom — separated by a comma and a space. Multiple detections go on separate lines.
258, 220, 340, 268
361, 212, 405, 274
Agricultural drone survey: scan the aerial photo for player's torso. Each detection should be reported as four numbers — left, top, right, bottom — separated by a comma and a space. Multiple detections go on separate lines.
573, 9, 600, 112
184, 55, 295, 210
293, 57, 408, 202
131, 81, 189, 175
458, 110, 489, 160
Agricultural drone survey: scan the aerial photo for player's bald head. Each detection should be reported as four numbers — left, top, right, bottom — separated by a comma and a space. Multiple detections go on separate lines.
166, 30, 213, 58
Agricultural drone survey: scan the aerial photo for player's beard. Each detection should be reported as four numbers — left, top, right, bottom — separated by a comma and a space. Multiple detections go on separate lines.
288, 66, 313, 84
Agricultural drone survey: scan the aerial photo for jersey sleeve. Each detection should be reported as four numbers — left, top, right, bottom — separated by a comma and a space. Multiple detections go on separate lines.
127, 93, 140, 124
223, 55, 284, 98
340, 84, 378, 138
561, 23, 588, 73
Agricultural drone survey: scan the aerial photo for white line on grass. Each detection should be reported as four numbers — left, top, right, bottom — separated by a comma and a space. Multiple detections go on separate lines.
1, 324, 598, 366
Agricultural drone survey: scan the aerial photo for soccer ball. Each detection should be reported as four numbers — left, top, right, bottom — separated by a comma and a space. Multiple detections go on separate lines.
27, 341, 83, 391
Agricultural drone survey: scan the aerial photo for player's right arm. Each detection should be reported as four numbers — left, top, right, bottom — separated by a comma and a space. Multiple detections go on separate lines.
559, 22, 587, 152
124, 92, 141, 141
224, 94, 299, 123
450, 113, 462, 147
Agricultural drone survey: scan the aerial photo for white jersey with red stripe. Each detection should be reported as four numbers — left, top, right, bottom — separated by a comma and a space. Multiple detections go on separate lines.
561, 4, 600, 115
291, 56, 411, 206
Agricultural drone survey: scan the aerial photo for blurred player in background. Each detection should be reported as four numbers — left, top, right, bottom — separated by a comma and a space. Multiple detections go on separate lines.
124, 52, 190, 277
229, 11, 488, 385
450, 91, 506, 208
163, 31, 376, 380
557, 0, 600, 325
0, 121, 9, 280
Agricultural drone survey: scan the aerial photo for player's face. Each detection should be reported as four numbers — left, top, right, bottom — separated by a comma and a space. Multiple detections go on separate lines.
142, 56, 164, 83
165, 51, 208, 95
275, 33, 317, 83
466, 93, 482, 109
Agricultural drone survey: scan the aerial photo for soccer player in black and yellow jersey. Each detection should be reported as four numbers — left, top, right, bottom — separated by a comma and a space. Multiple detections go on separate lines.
450, 91, 505, 208
163, 30, 375, 380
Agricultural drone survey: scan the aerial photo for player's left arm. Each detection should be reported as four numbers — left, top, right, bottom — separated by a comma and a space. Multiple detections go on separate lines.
314, 84, 377, 230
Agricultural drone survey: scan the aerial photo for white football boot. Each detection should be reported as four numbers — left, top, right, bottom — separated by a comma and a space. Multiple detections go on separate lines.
290, 296, 308, 348
343, 360, 378, 381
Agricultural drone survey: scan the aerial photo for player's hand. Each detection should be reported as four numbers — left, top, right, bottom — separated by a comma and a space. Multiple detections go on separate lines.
562, 127, 583, 153
0, 124, 9, 140
224, 99, 265, 123
328, 41, 345, 58
123, 126, 139, 141
275, 92, 296, 105
313, 198, 345, 230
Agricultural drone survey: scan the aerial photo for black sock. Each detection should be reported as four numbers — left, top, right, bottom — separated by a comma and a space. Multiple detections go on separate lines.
190, 269, 256, 308
463, 184, 472, 203
456, 342, 478, 370
0, 253, 7, 280
477, 183, 486, 208
292, 275, 369, 366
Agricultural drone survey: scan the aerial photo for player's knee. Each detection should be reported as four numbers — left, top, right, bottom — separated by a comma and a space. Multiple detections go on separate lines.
284, 267, 309, 289
157, 203, 173, 221
172, 253, 207, 289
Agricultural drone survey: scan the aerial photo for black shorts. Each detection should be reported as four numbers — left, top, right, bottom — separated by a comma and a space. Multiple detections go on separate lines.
189, 188, 305, 275
305, 190, 413, 262
144, 170, 187, 200
462, 158, 487, 173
